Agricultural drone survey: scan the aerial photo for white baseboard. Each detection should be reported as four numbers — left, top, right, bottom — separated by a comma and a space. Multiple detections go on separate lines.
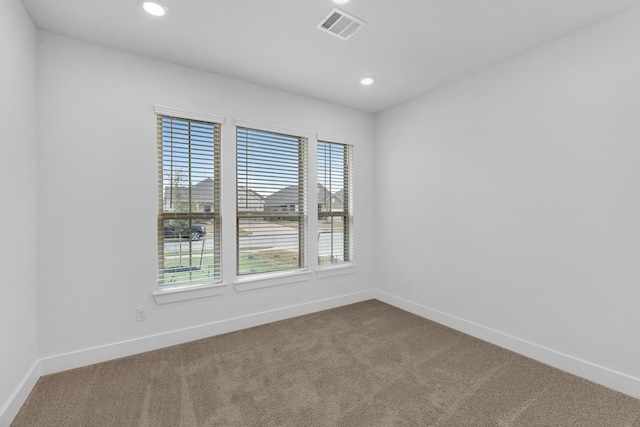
40, 290, 375, 376
375, 290, 640, 400
0, 360, 40, 427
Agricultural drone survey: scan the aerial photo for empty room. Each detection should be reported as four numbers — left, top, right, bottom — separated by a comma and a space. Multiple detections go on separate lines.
2, 0, 640, 425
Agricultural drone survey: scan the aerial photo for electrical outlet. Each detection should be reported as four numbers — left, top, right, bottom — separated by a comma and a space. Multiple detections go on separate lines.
405, 278, 413, 290
136, 306, 147, 322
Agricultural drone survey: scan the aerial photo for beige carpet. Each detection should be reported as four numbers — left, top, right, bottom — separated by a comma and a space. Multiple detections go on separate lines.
13, 300, 640, 426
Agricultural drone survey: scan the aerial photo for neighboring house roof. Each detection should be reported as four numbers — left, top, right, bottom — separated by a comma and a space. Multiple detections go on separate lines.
264, 184, 304, 209
166, 180, 343, 211
164, 178, 217, 208
191, 177, 215, 203
317, 184, 332, 206
237, 186, 265, 201
263, 183, 343, 211
320, 185, 344, 213
238, 186, 265, 211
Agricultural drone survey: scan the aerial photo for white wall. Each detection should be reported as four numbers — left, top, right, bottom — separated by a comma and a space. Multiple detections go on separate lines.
0, 0, 39, 422
375, 7, 640, 397
36, 32, 375, 368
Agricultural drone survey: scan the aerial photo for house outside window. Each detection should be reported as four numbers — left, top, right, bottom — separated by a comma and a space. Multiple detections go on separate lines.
317, 140, 353, 265
236, 126, 308, 276
157, 113, 221, 287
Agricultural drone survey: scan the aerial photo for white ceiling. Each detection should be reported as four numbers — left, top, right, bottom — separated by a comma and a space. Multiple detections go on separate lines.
20, 0, 640, 113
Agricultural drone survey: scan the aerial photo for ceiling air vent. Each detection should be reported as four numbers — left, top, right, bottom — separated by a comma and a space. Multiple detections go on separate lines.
316, 8, 366, 41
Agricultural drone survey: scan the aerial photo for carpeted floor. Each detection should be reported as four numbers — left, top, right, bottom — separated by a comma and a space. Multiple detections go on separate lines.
13, 300, 640, 426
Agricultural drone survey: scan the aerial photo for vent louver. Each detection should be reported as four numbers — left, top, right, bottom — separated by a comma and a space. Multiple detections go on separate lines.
316, 8, 366, 41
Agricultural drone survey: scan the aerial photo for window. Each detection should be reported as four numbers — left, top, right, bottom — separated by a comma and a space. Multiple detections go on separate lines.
237, 126, 308, 276
317, 140, 353, 265
157, 114, 221, 287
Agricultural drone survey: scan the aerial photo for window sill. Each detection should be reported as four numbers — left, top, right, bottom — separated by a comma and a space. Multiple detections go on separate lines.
153, 282, 228, 304
316, 263, 357, 278
233, 270, 312, 292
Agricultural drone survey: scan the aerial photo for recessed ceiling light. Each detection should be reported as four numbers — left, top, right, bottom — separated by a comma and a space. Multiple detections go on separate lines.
333, 0, 350, 4
360, 76, 376, 86
140, 0, 167, 16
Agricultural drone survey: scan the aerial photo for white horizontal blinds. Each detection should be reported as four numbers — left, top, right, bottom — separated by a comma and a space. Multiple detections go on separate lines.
318, 140, 353, 265
157, 115, 221, 287
237, 127, 307, 276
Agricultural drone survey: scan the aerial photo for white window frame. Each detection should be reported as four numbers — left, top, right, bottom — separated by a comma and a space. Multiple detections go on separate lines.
233, 119, 312, 291
316, 136, 354, 274
153, 105, 227, 304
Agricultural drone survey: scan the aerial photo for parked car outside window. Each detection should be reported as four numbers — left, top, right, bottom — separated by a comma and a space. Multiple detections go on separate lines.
163, 224, 206, 241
